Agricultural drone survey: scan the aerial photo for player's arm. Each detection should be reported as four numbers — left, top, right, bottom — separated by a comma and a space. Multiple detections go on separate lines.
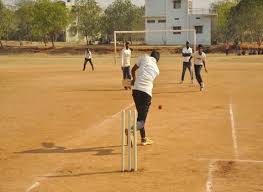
203, 58, 208, 73
131, 64, 139, 85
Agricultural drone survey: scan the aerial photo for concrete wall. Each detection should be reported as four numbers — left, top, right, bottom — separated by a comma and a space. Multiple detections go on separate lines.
145, 0, 212, 45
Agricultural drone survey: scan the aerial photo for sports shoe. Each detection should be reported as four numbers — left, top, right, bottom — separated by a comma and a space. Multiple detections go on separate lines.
141, 137, 154, 146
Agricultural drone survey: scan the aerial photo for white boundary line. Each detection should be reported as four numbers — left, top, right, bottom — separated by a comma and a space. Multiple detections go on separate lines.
229, 102, 239, 159
25, 103, 134, 192
206, 160, 216, 192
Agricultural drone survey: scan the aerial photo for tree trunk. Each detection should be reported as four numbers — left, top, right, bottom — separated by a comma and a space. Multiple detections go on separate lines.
0, 40, 3, 48
43, 37, 47, 47
51, 34, 55, 48
85, 35, 89, 46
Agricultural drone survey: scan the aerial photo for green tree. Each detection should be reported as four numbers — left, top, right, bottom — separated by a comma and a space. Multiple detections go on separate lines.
228, 0, 263, 43
74, 0, 102, 45
0, 2, 15, 48
211, 0, 237, 42
15, 0, 34, 44
32, 0, 69, 47
102, 0, 145, 41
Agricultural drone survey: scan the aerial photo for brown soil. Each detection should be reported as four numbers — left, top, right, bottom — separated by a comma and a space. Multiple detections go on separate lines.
0, 54, 263, 192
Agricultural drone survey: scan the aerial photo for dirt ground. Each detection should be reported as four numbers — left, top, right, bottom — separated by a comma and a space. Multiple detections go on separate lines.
0, 54, 263, 192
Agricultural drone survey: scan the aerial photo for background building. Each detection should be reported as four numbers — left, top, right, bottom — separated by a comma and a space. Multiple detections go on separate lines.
145, 0, 217, 45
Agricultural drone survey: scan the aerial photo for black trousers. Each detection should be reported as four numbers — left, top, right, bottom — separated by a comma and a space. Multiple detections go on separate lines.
122, 66, 131, 79
83, 58, 94, 71
181, 62, 193, 81
132, 90, 152, 140
194, 65, 203, 86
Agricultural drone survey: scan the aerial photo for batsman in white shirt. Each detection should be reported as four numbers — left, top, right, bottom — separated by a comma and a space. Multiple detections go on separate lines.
121, 42, 132, 90
131, 50, 160, 146
180, 41, 193, 83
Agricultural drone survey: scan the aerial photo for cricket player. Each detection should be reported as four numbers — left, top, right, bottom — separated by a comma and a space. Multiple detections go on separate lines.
121, 42, 132, 90
190, 44, 208, 91
180, 41, 193, 84
131, 50, 160, 146
83, 48, 94, 71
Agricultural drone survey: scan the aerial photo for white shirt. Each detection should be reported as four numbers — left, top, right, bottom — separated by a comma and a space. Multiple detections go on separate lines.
182, 47, 193, 62
192, 51, 206, 65
133, 54, 160, 97
85, 50, 92, 59
121, 48, 131, 67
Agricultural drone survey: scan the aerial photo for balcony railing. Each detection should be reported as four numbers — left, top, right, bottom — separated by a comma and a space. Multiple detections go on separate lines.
189, 8, 217, 15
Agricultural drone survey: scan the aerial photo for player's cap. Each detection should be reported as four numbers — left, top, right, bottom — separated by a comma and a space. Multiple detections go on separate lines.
186, 41, 190, 44
198, 44, 203, 48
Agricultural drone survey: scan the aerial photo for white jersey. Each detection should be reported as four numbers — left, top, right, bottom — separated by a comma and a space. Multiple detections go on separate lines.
133, 54, 160, 97
192, 51, 206, 65
182, 47, 193, 62
121, 48, 131, 67
85, 50, 92, 59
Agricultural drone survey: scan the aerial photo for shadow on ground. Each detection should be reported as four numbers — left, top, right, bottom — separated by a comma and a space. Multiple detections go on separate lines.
15, 142, 120, 156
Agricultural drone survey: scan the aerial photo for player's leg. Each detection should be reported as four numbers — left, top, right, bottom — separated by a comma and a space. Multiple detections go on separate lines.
180, 62, 187, 83
194, 65, 204, 90
187, 62, 194, 83
132, 90, 152, 145
123, 67, 129, 90
83, 59, 88, 71
194, 65, 201, 86
127, 66, 131, 80
88, 59, 94, 71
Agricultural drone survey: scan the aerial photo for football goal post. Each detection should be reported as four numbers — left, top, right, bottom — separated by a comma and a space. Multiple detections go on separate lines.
114, 29, 196, 65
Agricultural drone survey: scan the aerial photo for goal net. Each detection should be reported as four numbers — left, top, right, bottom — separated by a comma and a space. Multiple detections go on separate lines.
114, 29, 196, 65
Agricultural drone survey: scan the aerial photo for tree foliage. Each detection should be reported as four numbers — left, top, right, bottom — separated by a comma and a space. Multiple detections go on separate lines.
74, 0, 102, 45
15, 0, 34, 43
228, 0, 263, 43
212, 0, 263, 43
0, 1, 15, 48
102, 0, 145, 40
211, 0, 236, 41
32, 0, 69, 47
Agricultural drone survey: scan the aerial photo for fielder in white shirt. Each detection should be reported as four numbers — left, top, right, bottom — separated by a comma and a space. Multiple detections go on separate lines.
121, 42, 132, 89
83, 48, 94, 71
190, 44, 208, 91
131, 50, 160, 146
180, 41, 193, 83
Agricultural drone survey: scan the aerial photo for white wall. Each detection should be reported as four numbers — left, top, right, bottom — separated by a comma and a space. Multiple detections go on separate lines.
145, 0, 212, 45
145, 0, 165, 17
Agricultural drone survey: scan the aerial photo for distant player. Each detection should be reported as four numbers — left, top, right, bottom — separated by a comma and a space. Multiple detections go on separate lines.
180, 41, 193, 84
190, 44, 208, 91
83, 48, 94, 71
121, 42, 132, 90
131, 50, 160, 146
224, 41, 230, 56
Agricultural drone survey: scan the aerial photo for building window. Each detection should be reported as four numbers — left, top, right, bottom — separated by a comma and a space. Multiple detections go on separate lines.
195, 26, 203, 34
158, 20, 166, 23
147, 20, 155, 23
174, 18, 179, 21
173, 0, 181, 9
196, 17, 201, 20
173, 26, 181, 34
